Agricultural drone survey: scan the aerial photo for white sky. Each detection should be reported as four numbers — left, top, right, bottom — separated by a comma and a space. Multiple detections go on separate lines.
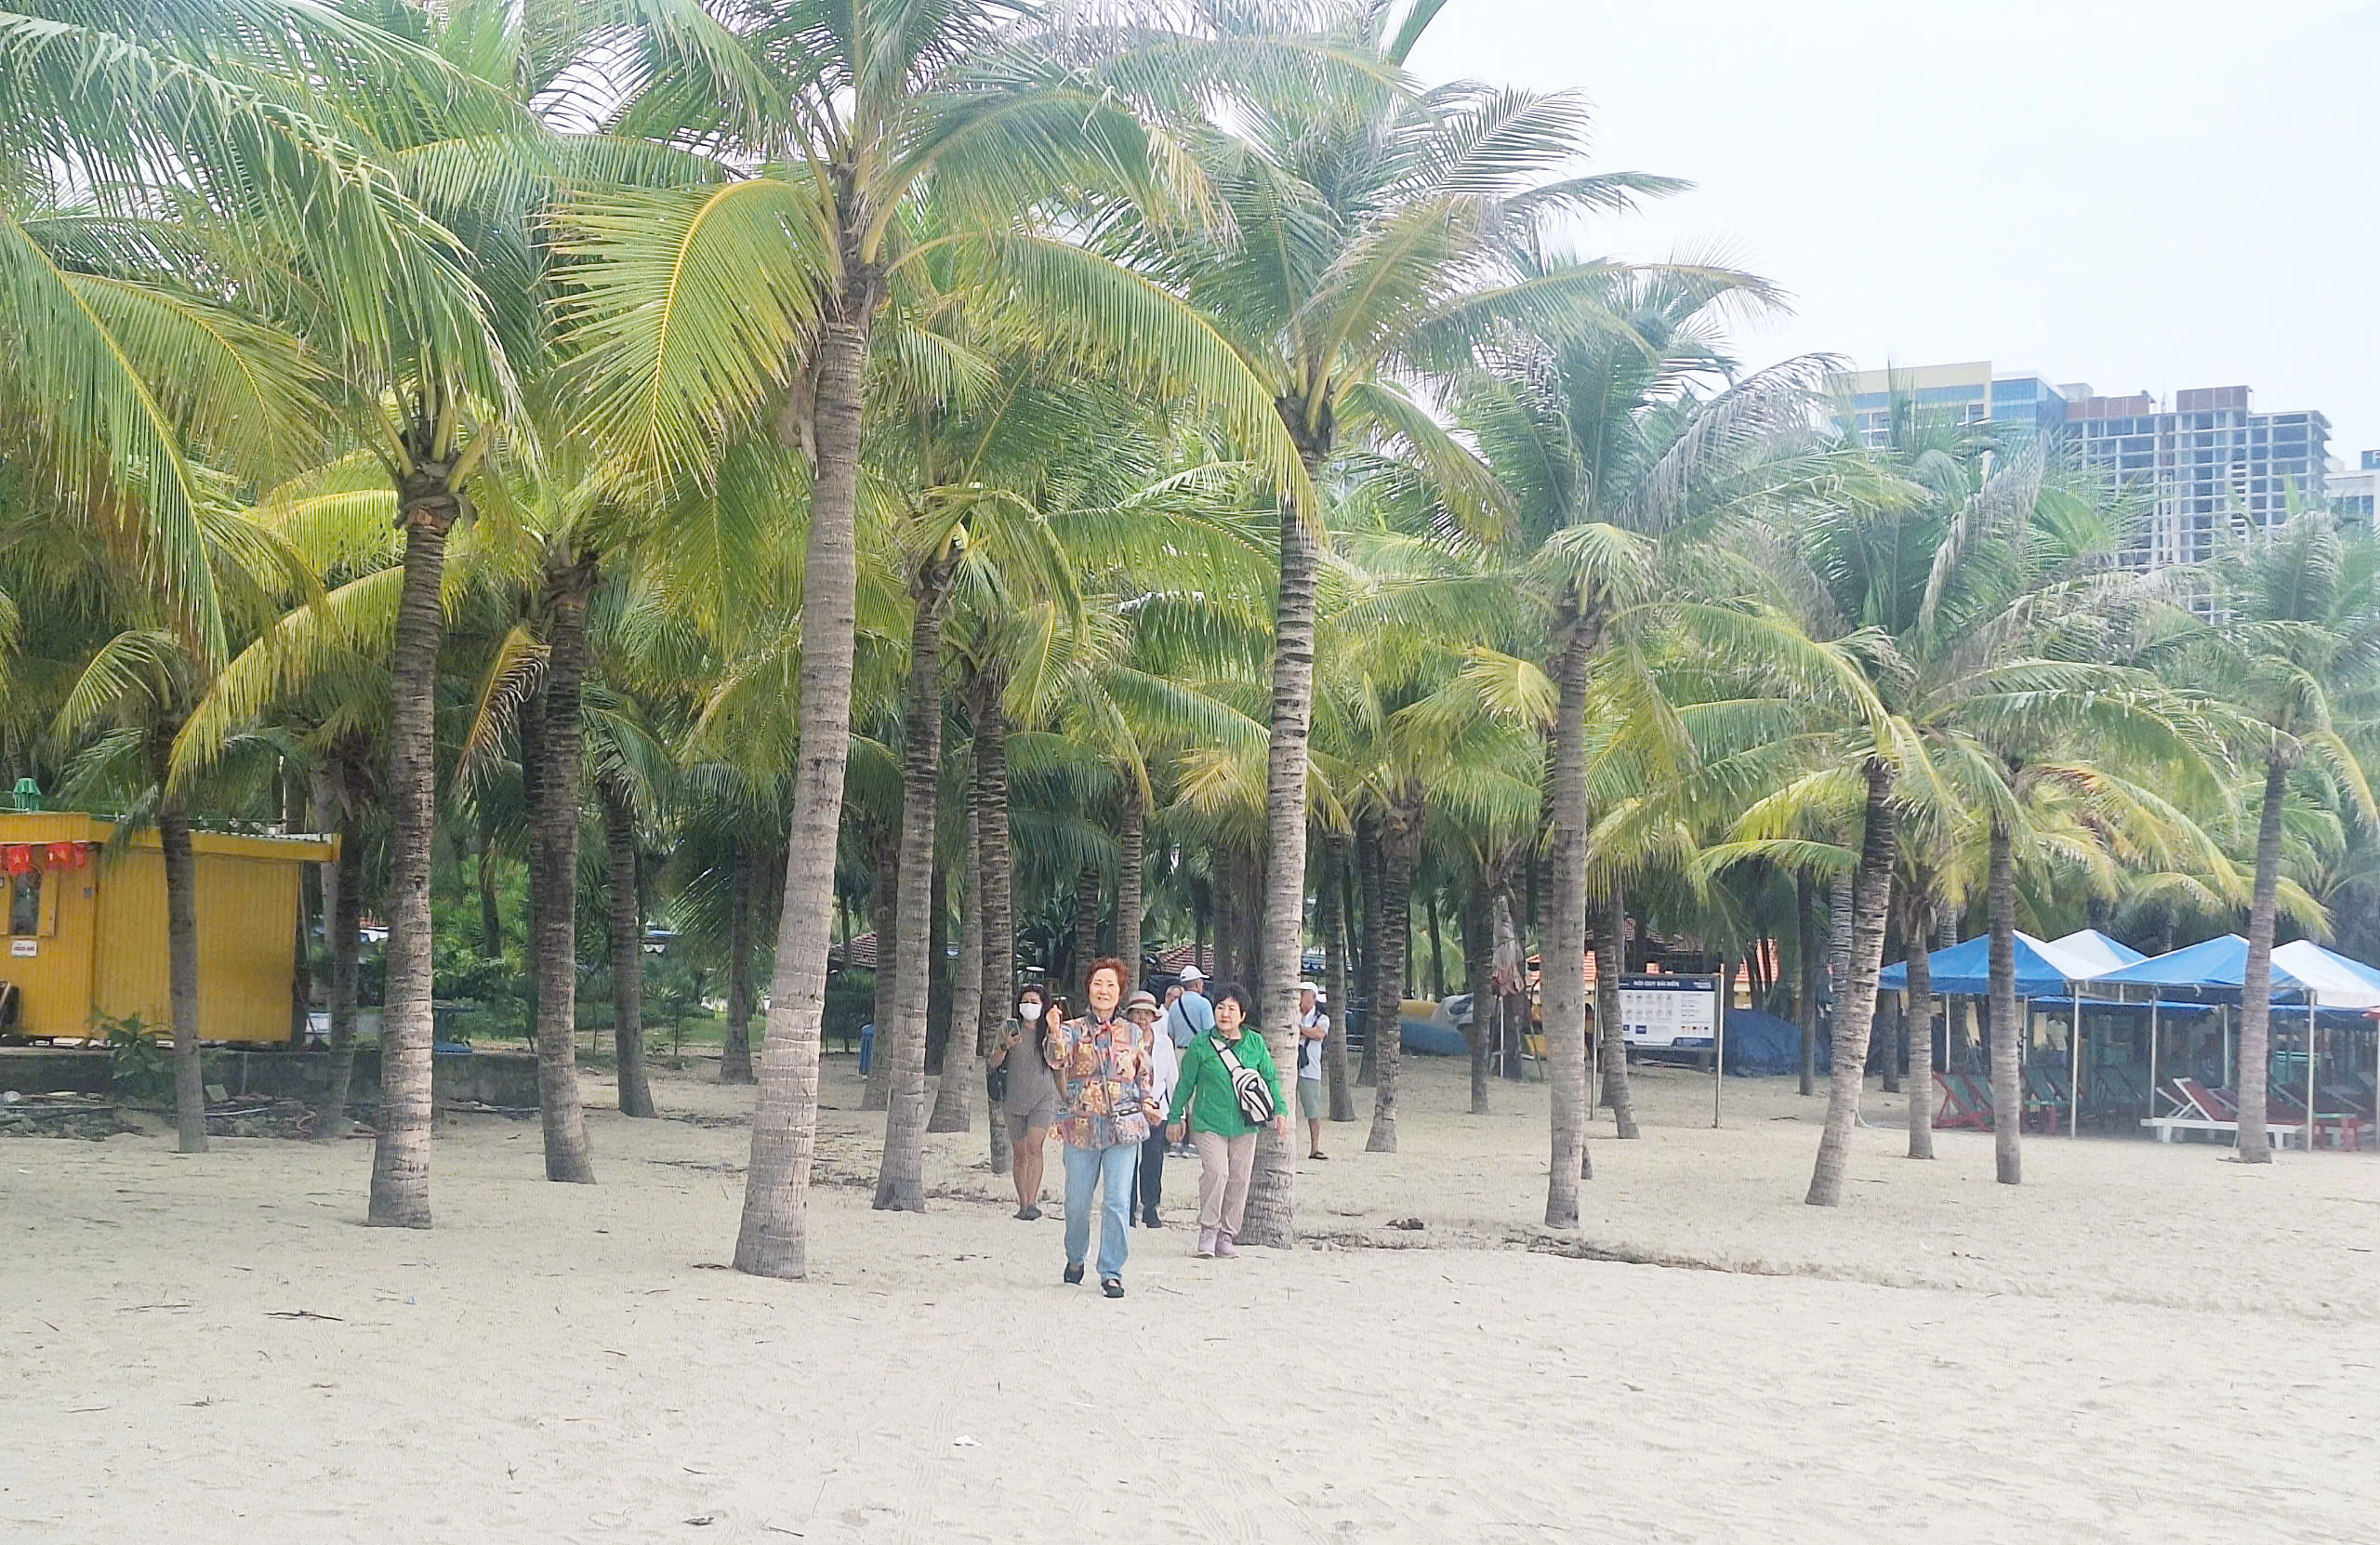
1410, 0, 2380, 461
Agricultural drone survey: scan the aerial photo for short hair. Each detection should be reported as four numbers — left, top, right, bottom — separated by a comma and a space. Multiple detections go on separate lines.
1212, 982, 1255, 1019
1087, 957, 1130, 995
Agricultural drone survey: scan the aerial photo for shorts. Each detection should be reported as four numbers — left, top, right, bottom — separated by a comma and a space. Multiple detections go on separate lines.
1297, 1077, 1325, 1120
1004, 1097, 1058, 1145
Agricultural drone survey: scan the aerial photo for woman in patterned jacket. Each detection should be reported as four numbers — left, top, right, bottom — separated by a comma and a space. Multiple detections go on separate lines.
1044, 957, 1162, 1297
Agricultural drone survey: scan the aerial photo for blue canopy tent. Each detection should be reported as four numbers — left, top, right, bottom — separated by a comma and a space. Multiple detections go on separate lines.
2081, 934, 2380, 1145
1881, 931, 2101, 1130
1880, 930, 2097, 997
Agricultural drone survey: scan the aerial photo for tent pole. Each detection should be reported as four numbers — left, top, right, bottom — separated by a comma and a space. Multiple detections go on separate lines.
1712, 971, 1726, 1129
2070, 986, 2081, 1138
2307, 1001, 2318, 1150
2148, 997, 2159, 1116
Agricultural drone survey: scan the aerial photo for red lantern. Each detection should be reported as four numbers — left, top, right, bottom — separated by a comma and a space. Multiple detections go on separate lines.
2, 845, 32, 875
46, 842, 84, 869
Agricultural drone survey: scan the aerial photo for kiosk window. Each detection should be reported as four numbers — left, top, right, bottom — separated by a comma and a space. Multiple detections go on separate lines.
9, 872, 39, 936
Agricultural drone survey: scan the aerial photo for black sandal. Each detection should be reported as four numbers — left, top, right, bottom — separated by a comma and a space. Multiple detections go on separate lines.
1101, 1277, 1124, 1299
1063, 1262, 1084, 1285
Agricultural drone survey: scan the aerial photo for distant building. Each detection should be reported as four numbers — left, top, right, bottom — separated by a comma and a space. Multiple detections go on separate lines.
1831, 363, 2332, 569
2330, 449, 2379, 519
1837, 362, 2069, 442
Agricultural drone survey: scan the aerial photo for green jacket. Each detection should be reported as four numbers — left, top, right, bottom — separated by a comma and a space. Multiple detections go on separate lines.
1172, 1027, 1286, 1138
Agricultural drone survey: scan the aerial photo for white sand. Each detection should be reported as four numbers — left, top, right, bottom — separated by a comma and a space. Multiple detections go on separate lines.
5, 1055, 2375, 1541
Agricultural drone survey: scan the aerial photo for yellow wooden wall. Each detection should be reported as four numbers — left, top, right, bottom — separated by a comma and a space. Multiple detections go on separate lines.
1, 814, 102, 1037
93, 849, 304, 1043
1, 813, 331, 1044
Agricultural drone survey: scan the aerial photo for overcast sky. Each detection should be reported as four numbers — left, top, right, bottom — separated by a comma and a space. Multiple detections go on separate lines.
1410, 0, 2380, 461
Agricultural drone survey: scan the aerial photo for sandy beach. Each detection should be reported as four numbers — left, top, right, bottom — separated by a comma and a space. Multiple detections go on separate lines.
6, 1055, 2374, 1542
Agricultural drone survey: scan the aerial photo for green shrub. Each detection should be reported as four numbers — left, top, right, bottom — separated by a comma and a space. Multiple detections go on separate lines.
103, 1016, 174, 1104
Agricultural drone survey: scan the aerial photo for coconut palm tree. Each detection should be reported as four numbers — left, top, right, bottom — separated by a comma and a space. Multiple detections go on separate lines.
1112, 0, 1694, 1244
557, 0, 1314, 1278
1453, 263, 1804, 1222
2138, 509, 2380, 1161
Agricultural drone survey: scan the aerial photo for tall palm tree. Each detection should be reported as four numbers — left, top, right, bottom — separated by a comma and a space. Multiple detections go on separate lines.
1457, 266, 1801, 1223
2142, 510, 2380, 1161
1118, 0, 1686, 1244
559, 1, 1311, 1278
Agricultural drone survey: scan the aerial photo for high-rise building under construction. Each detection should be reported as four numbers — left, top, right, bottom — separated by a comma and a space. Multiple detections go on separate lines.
1833, 363, 2332, 569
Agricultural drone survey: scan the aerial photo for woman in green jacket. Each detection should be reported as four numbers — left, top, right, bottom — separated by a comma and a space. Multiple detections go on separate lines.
1167, 983, 1288, 1259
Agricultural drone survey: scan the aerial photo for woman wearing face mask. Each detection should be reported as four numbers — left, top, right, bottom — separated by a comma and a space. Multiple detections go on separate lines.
1045, 958, 1161, 1297
1168, 983, 1289, 1259
987, 983, 1058, 1220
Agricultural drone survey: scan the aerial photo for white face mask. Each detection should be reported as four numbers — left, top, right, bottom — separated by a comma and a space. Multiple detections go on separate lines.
1020, 1001, 1043, 1022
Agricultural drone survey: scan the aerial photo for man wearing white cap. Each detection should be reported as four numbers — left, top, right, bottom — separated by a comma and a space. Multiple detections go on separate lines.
1297, 982, 1330, 1159
1161, 967, 1215, 1158
1162, 965, 1215, 1050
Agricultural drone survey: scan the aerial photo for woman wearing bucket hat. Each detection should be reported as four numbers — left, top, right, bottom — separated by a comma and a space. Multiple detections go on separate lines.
1123, 989, 1177, 1227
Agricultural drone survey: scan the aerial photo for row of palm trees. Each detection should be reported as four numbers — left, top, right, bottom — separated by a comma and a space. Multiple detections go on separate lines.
6, 1, 2377, 1278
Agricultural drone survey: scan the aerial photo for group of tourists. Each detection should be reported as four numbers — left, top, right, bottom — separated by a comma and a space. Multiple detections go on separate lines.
989, 958, 1332, 1298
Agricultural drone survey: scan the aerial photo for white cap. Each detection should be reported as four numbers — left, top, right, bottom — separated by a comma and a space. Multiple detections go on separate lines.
1176, 965, 1205, 982
1298, 981, 1319, 995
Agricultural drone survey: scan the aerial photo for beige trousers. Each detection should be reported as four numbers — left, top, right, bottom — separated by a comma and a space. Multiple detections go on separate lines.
1192, 1129, 1257, 1234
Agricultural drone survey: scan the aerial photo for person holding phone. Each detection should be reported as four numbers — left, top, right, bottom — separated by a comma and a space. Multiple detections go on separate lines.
1046, 958, 1160, 1297
988, 983, 1058, 1220
1168, 983, 1289, 1260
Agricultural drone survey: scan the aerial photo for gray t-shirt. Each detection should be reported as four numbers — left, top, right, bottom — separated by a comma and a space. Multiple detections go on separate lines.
999, 1017, 1059, 1113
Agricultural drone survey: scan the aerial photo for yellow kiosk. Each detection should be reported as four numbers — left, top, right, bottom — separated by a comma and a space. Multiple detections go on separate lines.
0, 810, 337, 1044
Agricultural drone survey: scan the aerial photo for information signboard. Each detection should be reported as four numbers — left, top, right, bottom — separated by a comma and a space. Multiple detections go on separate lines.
1617, 974, 1717, 1049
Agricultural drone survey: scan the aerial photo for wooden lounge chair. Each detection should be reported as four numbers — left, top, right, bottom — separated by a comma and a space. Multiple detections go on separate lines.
2141, 1077, 2303, 1148
1933, 1070, 1990, 1130
2021, 1064, 2067, 1136
1517, 1031, 1548, 1081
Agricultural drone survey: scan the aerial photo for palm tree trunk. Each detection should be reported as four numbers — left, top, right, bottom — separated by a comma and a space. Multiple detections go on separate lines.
1542, 634, 1594, 1193
478, 835, 503, 960
874, 561, 953, 1211
1596, 885, 1638, 1140
1425, 886, 1446, 1001
1806, 759, 1899, 1207
369, 487, 455, 1228
719, 839, 755, 1084
1355, 815, 1382, 1087
927, 802, 980, 1135
1878, 885, 1903, 1096
1904, 880, 1935, 1160
734, 271, 877, 1279
1987, 819, 2022, 1184
152, 734, 206, 1155
973, 672, 1015, 1176
1242, 482, 1322, 1249
1320, 831, 1355, 1121
316, 784, 363, 1140
1071, 863, 1101, 1005
1114, 783, 1144, 993
2235, 752, 2289, 1163
1494, 884, 1527, 1083
602, 775, 655, 1119
529, 566, 597, 1182
1795, 869, 1819, 1096
862, 823, 897, 1113
290, 772, 314, 1046
1210, 857, 1238, 990
1461, 881, 1490, 1114
1366, 790, 1421, 1155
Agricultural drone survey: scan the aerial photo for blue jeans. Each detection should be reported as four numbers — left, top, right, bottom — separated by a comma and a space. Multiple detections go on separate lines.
1063, 1142, 1138, 1280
